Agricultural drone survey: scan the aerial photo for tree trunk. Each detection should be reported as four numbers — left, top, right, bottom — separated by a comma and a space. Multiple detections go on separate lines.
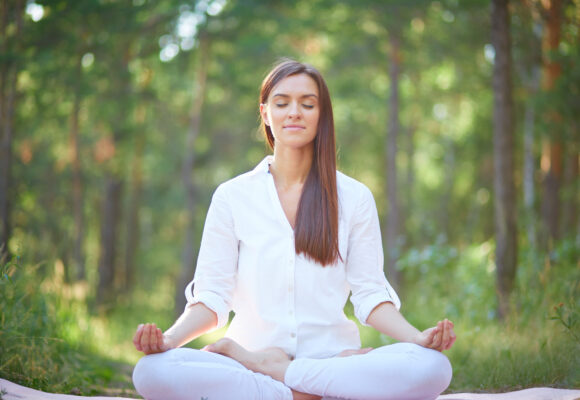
561, 143, 578, 239
175, 30, 211, 316
491, 0, 518, 320
97, 41, 132, 306
540, 0, 563, 245
124, 106, 146, 292
404, 124, 416, 246
70, 54, 85, 280
523, 64, 541, 249
385, 32, 402, 291
0, 0, 24, 262
97, 175, 123, 304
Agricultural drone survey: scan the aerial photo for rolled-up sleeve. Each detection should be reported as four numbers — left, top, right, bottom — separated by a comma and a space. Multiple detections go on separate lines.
184, 184, 238, 330
346, 185, 401, 326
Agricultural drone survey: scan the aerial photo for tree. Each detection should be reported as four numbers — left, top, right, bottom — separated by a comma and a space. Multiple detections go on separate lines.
175, 29, 211, 315
540, 0, 563, 245
0, 0, 25, 261
491, 0, 518, 319
385, 24, 403, 291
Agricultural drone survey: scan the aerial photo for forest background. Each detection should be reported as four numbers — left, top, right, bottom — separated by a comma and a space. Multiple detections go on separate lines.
1, 0, 579, 397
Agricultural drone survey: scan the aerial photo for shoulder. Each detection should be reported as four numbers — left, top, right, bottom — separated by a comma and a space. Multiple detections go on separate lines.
213, 161, 268, 200
336, 170, 375, 205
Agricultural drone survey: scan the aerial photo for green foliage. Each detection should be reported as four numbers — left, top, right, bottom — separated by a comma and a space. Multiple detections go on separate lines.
0, 256, 138, 397
397, 239, 497, 325
447, 321, 579, 391
3, 0, 580, 395
551, 302, 580, 344
2, 240, 579, 395
543, 240, 580, 345
383, 238, 580, 390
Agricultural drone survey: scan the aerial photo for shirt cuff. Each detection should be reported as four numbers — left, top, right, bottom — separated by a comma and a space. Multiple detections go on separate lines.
355, 288, 401, 327
184, 281, 230, 330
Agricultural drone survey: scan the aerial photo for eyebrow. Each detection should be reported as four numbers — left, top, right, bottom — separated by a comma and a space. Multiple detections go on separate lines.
272, 93, 318, 99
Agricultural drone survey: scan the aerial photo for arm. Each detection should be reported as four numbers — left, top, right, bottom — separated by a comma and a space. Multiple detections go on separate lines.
366, 301, 456, 352
345, 185, 456, 352
134, 184, 237, 355
133, 302, 217, 355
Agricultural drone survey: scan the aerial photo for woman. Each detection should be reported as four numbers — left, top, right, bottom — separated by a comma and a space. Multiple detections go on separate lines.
132, 59, 456, 400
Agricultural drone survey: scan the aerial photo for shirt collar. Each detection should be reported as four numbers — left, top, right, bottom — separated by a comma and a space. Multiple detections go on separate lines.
252, 155, 274, 175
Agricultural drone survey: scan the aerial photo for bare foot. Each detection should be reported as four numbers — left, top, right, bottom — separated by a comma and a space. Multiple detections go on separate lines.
205, 338, 291, 382
291, 390, 322, 400
337, 347, 373, 357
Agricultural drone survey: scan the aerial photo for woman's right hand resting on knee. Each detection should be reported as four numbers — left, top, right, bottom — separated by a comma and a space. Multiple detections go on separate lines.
133, 323, 173, 354
133, 303, 218, 355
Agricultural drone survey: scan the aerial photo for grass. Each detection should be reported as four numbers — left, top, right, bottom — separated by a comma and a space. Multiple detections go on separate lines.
357, 316, 580, 393
0, 258, 140, 397
1, 239, 579, 396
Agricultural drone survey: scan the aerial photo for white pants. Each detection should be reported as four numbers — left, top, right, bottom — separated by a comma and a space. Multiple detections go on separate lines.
133, 343, 452, 400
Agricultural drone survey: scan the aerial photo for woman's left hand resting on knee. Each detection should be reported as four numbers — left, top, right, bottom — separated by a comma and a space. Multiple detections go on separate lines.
414, 319, 456, 351
367, 301, 456, 352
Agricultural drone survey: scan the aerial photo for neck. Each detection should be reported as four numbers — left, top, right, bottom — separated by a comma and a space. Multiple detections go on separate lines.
270, 145, 314, 188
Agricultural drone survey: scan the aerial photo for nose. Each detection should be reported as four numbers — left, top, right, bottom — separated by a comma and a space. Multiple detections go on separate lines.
288, 101, 301, 118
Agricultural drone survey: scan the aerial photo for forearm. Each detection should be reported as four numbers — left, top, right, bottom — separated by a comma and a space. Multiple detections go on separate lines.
366, 302, 420, 344
164, 302, 218, 348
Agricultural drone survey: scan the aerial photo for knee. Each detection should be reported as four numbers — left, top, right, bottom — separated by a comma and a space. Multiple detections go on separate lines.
133, 353, 172, 398
416, 348, 453, 394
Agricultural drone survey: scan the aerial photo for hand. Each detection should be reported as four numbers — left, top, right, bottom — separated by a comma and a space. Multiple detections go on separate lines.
133, 323, 172, 355
414, 319, 456, 352
336, 347, 373, 357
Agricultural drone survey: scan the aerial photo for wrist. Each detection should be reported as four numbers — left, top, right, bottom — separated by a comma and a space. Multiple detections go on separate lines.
410, 332, 422, 346
163, 333, 178, 349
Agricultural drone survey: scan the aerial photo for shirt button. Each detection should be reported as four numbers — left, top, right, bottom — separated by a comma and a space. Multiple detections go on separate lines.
290, 332, 296, 338
288, 285, 293, 292
289, 310, 294, 316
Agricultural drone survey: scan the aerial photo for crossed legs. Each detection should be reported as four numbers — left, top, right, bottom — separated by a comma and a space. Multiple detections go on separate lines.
133, 339, 452, 400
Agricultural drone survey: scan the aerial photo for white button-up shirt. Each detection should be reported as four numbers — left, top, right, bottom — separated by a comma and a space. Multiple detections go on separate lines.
185, 156, 400, 359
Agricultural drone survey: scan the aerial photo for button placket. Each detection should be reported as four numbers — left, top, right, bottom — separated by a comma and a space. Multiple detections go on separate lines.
287, 239, 297, 347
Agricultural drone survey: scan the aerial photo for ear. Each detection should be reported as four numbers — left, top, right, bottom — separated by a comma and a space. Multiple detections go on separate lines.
260, 103, 270, 126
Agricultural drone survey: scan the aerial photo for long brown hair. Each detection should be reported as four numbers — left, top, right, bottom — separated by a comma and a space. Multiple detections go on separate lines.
260, 59, 340, 266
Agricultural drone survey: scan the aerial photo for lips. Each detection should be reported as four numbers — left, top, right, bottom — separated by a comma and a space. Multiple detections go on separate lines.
283, 125, 305, 130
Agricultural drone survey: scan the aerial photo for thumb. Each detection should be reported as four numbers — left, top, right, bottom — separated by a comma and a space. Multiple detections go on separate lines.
423, 327, 438, 345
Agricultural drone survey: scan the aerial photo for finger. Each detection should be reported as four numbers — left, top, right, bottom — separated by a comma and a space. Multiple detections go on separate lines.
149, 324, 159, 352
431, 330, 441, 349
149, 326, 159, 352
352, 347, 373, 356
444, 320, 455, 348
431, 321, 444, 349
441, 319, 451, 351
445, 326, 457, 350
204, 343, 216, 353
156, 327, 165, 351
133, 324, 144, 351
444, 321, 455, 349
420, 326, 436, 348
141, 323, 153, 354
446, 333, 456, 350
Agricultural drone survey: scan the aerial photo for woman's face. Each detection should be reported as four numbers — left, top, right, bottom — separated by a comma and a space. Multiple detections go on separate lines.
260, 73, 320, 151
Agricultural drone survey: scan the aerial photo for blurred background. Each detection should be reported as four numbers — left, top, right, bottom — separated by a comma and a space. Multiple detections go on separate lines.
1, 0, 579, 396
